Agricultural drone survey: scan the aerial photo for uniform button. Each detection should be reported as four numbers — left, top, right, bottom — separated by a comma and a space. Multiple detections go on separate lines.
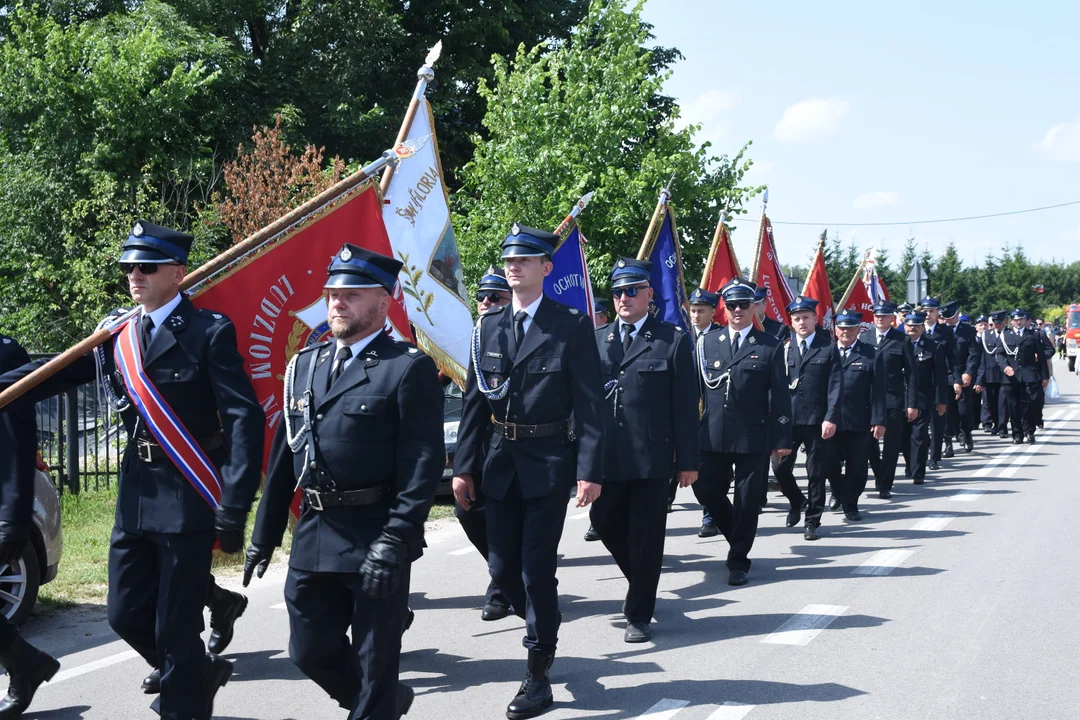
620, 370, 626, 375
309, 461, 317, 470
618, 422, 625, 427
540, 366, 546, 371
361, 404, 367, 411
316, 414, 324, 421
173, 372, 181, 379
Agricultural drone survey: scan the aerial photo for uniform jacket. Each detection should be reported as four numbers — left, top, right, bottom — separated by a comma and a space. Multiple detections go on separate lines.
825, 340, 887, 430
693, 322, 721, 341
698, 325, 792, 455
859, 327, 919, 410
995, 328, 1051, 385
596, 315, 699, 482
0, 336, 36, 528
786, 329, 834, 426
454, 296, 604, 500
252, 332, 444, 571
976, 329, 1006, 385
0, 297, 264, 534
953, 323, 982, 380
909, 334, 949, 410
762, 316, 791, 343
923, 322, 959, 385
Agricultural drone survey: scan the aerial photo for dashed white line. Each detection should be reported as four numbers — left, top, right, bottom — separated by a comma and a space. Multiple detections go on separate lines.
706, 703, 755, 720
636, 698, 690, 719
911, 514, 956, 532
761, 604, 848, 646
448, 546, 478, 555
950, 489, 984, 502
973, 446, 1021, 477
853, 549, 914, 576
998, 409, 1079, 478
48, 646, 140, 686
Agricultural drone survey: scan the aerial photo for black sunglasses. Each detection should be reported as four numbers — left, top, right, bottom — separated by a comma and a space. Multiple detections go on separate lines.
725, 300, 752, 310
611, 287, 641, 299
475, 291, 506, 303
120, 262, 177, 275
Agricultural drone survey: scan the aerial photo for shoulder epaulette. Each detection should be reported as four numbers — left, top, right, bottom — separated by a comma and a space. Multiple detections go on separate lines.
196, 308, 230, 323
395, 340, 423, 356
297, 340, 331, 355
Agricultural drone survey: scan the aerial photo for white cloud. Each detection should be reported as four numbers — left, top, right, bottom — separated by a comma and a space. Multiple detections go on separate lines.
854, 190, 899, 209
774, 98, 849, 142
1035, 118, 1080, 161
749, 159, 776, 175
678, 88, 740, 145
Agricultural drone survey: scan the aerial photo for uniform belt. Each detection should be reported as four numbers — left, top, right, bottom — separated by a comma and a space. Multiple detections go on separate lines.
493, 419, 569, 441
302, 484, 391, 512
135, 432, 224, 463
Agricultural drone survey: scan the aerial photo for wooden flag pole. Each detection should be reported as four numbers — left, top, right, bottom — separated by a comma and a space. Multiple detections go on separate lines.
637, 175, 675, 261
835, 247, 874, 311
748, 189, 768, 280
699, 208, 729, 288
380, 41, 441, 193
800, 230, 828, 295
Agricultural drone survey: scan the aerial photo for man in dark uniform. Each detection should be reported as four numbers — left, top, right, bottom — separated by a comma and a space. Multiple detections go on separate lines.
753, 284, 791, 342
244, 244, 444, 720
902, 312, 948, 484
593, 299, 609, 327
454, 267, 514, 620
584, 297, 608, 542
682, 287, 721, 534
996, 308, 1050, 444
694, 278, 791, 586
453, 223, 604, 719
975, 311, 1010, 437
944, 306, 982, 452
0, 335, 60, 718
591, 259, 698, 643
772, 296, 832, 536
861, 301, 919, 499
823, 310, 886, 528
919, 297, 961, 468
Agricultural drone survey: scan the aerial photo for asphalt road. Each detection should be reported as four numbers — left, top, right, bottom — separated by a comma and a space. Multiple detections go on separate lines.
18, 358, 1080, 720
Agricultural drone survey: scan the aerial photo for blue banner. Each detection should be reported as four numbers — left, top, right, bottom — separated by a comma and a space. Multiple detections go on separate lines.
544, 225, 594, 317
646, 208, 692, 333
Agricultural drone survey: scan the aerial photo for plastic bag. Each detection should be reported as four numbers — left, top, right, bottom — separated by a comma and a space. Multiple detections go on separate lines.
1047, 377, 1061, 400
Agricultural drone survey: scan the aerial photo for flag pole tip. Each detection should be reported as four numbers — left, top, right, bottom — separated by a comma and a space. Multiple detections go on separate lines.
425, 41, 443, 66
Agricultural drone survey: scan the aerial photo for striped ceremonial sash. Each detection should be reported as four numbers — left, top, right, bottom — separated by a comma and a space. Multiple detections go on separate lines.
111, 317, 223, 509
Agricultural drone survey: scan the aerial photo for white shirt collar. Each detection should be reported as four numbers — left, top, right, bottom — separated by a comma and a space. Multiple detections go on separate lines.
838, 340, 856, 353
512, 294, 544, 318
730, 324, 752, 342
336, 328, 384, 361
141, 293, 183, 329
925, 321, 938, 333
796, 330, 816, 348
618, 315, 648, 336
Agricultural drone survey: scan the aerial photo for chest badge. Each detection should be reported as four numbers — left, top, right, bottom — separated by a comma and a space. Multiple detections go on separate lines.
713, 360, 721, 368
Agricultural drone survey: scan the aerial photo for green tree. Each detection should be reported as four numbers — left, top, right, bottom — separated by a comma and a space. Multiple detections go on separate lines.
932, 242, 965, 307
898, 237, 917, 283
451, 0, 762, 290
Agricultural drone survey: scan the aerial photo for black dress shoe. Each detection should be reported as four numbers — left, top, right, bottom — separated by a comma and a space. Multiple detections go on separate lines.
482, 603, 511, 621
913, 477, 924, 485
943, 444, 954, 458
785, 504, 802, 528
624, 622, 652, 643
964, 435, 974, 452
197, 653, 233, 720
727, 570, 748, 586
207, 587, 248, 655
142, 667, 161, 695
0, 636, 60, 719
506, 651, 554, 720
929, 462, 941, 471
804, 524, 819, 541
998, 430, 1010, 439
1037, 421, 1044, 430
829, 496, 841, 511
844, 509, 862, 522
1012, 437, 1023, 445
1026, 435, 1036, 444
583, 525, 600, 542
878, 490, 892, 499
698, 523, 720, 538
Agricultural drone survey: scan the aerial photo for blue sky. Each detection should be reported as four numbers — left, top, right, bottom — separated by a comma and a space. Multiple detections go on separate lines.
640, 0, 1080, 272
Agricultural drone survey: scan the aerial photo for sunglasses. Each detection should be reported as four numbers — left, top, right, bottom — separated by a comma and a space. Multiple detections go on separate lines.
725, 300, 752, 310
120, 262, 177, 275
475, 291, 506, 303
612, 287, 642, 299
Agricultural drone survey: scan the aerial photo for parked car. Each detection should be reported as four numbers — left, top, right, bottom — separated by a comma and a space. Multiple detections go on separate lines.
0, 453, 63, 624
440, 382, 464, 497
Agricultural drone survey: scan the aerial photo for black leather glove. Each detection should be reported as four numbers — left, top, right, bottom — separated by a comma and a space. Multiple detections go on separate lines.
214, 506, 247, 554
242, 545, 273, 587
359, 531, 409, 599
0, 523, 27, 567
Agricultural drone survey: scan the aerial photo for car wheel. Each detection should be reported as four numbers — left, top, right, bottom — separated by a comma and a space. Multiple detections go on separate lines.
0, 545, 41, 626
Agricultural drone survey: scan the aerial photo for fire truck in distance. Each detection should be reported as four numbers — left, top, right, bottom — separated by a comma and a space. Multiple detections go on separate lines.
1066, 304, 1080, 372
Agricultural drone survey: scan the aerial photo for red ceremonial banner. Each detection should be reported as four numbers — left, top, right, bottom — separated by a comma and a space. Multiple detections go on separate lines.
840, 256, 890, 328
188, 180, 413, 514
703, 223, 741, 326
801, 242, 835, 329
752, 215, 796, 326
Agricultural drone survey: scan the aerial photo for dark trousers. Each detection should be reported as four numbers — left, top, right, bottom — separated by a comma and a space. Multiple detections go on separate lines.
665, 476, 714, 527
693, 451, 765, 572
827, 430, 871, 511
956, 386, 977, 440
869, 408, 905, 492
1034, 383, 1046, 426
903, 412, 931, 480
981, 383, 1006, 431
107, 526, 214, 720
485, 478, 569, 654
0, 615, 17, 655
931, 403, 949, 461
285, 566, 411, 720
589, 478, 668, 624
454, 485, 510, 610
1005, 382, 1039, 439
772, 425, 827, 525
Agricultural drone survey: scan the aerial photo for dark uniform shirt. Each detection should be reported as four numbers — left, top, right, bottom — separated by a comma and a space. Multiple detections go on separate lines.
995, 328, 1051, 384
786, 330, 834, 426
859, 327, 919, 410
826, 340, 887, 430
909, 335, 949, 410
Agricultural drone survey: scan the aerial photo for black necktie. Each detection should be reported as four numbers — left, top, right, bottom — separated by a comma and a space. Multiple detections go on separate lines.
800, 339, 808, 355
878, 333, 885, 346
732, 330, 741, 354
622, 324, 634, 353
140, 315, 154, 354
329, 345, 352, 389
514, 311, 528, 347
842, 346, 850, 361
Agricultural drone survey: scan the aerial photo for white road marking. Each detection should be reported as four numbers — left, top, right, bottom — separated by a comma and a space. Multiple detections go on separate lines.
569, 511, 591, 520
636, 698, 690, 719
270, 602, 287, 609
973, 446, 1021, 477
998, 409, 1079, 478
950, 489, 984, 502
911, 514, 956, 531
48, 646, 141, 686
761, 604, 848, 646
706, 703, 755, 720
448, 546, 478, 555
853, 549, 914, 576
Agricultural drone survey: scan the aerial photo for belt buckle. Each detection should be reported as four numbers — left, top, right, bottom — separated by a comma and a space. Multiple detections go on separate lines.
137, 440, 154, 463
305, 488, 324, 512
503, 422, 517, 441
